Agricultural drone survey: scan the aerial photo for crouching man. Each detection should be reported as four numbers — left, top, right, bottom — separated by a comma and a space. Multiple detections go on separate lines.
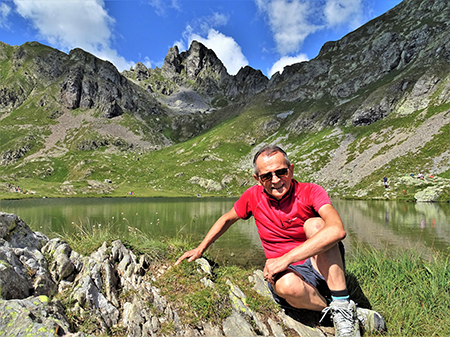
176, 145, 386, 337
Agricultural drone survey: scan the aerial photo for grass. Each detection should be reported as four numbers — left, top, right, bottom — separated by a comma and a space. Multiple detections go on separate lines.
347, 244, 450, 336
57, 220, 166, 259
2, 65, 450, 202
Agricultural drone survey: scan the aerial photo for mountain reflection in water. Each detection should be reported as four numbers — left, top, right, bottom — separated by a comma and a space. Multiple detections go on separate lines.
1, 198, 448, 268
334, 200, 450, 260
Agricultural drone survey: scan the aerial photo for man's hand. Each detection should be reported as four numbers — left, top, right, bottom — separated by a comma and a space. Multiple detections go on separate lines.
174, 247, 203, 266
174, 208, 239, 267
263, 256, 290, 285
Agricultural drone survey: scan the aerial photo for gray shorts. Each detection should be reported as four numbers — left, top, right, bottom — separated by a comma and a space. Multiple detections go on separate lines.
268, 242, 345, 308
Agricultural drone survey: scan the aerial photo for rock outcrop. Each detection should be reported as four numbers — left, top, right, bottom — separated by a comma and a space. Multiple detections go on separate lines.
0, 212, 334, 337
266, 0, 450, 129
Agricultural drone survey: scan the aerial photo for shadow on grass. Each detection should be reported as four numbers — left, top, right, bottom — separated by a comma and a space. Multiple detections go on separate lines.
346, 271, 372, 309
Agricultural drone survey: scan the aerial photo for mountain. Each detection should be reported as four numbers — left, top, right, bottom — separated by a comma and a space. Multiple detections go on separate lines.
1, 0, 449, 202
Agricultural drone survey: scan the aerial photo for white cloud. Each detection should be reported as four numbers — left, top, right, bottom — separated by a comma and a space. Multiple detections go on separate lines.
185, 12, 229, 36
148, 0, 181, 16
201, 12, 229, 32
256, 0, 366, 58
189, 29, 248, 75
0, 2, 11, 29
268, 54, 309, 77
142, 56, 152, 69
256, 0, 323, 55
324, 0, 364, 29
12, 0, 133, 71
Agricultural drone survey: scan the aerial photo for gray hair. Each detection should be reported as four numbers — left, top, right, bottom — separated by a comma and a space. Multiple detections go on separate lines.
253, 145, 291, 175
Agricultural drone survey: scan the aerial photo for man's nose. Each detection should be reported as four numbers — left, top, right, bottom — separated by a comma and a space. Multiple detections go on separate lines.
271, 173, 281, 182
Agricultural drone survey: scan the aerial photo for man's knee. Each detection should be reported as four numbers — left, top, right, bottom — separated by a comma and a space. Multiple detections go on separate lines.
304, 217, 325, 239
274, 272, 307, 298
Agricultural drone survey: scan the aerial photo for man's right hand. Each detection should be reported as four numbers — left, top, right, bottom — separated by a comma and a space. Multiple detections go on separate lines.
174, 207, 239, 266
174, 247, 203, 266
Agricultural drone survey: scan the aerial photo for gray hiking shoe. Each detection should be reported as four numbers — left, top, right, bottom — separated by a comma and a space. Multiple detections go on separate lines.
320, 300, 361, 337
357, 307, 387, 334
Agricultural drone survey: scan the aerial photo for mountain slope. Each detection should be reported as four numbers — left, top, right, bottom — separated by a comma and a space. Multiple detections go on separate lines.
1, 0, 450, 201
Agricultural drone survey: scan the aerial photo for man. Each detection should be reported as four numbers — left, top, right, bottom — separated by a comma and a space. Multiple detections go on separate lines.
175, 145, 386, 337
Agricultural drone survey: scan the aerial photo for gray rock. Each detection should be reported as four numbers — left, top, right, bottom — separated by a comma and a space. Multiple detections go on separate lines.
251, 269, 273, 299
73, 275, 120, 327
268, 318, 287, 337
415, 185, 444, 202
195, 257, 213, 274
223, 311, 257, 337
189, 176, 223, 191
0, 295, 71, 336
0, 212, 48, 250
278, 311, 327, 337
202, 321, 224, 336
0, 244, 32, 299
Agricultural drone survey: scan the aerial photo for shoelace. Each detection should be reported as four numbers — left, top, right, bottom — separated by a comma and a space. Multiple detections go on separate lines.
320, 306, 356, 335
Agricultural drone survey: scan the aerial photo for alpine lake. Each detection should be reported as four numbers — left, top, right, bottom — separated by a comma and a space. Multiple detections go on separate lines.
1, 197, 449, 268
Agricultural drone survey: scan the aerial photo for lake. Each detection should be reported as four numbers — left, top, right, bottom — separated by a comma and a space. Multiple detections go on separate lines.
1, 197, 449, 268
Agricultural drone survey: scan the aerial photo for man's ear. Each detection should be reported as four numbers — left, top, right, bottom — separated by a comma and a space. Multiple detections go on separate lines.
253, 174, 262, 185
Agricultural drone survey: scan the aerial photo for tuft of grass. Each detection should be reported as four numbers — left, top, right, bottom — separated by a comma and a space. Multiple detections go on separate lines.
57, 219, 166, 260
155, 243, 280, 328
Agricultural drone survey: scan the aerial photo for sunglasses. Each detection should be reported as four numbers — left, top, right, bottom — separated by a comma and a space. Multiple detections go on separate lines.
258, 167, 289, 182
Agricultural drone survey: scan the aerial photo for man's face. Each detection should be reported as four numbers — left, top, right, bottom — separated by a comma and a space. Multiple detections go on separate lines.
254, 151, 294, 200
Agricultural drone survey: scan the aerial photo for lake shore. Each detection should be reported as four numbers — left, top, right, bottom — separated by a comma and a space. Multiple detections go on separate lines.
1, 173, 450, 202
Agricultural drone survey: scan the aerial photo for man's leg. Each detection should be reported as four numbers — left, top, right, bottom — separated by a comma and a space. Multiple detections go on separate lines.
303, 217, 385, 336
303, 217, 347, 297
272, 217, 346, 310
304, 218, 360, 337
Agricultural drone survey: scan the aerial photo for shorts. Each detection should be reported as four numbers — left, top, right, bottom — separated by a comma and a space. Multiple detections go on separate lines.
268, 242, 345, 308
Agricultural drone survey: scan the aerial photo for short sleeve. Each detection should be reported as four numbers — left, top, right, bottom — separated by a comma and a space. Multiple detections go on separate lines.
308, 183, 331, 212
234, 186, 257, 220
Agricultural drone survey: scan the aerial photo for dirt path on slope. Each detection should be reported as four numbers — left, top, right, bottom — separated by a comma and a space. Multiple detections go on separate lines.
317, 110, 450, 187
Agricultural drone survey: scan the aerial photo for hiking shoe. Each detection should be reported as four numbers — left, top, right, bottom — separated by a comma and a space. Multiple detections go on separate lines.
320, 300, 361, 337
357, 307, 387, 334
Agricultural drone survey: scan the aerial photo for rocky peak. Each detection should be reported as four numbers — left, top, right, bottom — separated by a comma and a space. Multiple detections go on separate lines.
59, 47, 145, 118
133, 62, 150, 81
68, 48, 123, 86
226, 65, 269, 97
124, 40, 269, 115
161, 45, 183, 79
181, 40, 228, 81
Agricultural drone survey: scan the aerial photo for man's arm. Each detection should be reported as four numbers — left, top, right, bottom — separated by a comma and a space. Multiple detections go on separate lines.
174, 207, 240, 265
263, 204, 346, 283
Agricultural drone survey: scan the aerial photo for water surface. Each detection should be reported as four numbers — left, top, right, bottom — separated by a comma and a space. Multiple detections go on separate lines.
1, 197, 448, 268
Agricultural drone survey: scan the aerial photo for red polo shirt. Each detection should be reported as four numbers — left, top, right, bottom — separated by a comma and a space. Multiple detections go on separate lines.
234, 179, 331, 265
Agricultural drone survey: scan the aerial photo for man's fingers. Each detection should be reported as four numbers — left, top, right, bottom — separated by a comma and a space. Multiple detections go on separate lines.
174, 252, 190, 265
174, 250, 199, 266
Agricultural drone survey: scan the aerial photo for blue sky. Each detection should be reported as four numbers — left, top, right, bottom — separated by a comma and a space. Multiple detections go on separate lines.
0, 0, 403, 78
